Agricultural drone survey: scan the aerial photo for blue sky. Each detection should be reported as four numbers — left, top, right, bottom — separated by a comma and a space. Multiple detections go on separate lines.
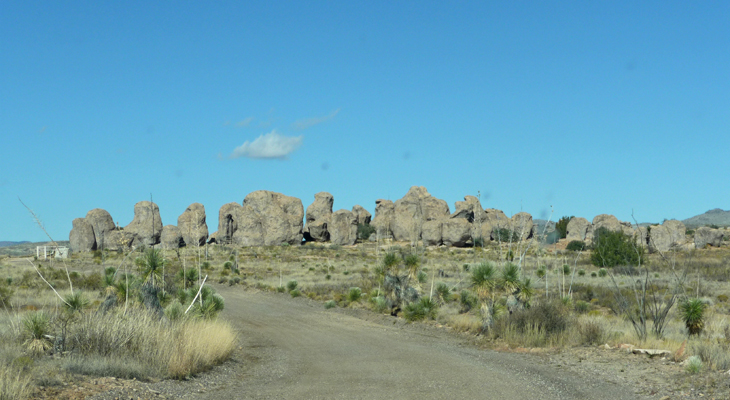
2, 1, 729, 242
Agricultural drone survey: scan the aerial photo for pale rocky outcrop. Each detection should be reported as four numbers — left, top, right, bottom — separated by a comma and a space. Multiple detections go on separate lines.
177, 203, 208, 247
352, 205, 372, 225
303, 192, 333, 242
70, 218, 95, 252
371, 199, 395, 238
329, 209, 358, 246
510, 212, 534, 241
392, 186, 449, 242
233, 191, 304, 247
695, 227, 724, 249
160, 225, 183, 250
85, 209, 115, 249
217, 203, 242, 244
566, 217, 591, 242
649, 220, 686, 252
124, 201, 163, 247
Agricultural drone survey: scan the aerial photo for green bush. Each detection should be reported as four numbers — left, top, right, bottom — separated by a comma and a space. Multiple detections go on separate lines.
357, 223, 376, 240
566, 240, 585, 252
347, 287, 362, 303
492, 228, 519, 243
403, 298, 439, 322
555, 216, 573, 239
590, 227, 644, 268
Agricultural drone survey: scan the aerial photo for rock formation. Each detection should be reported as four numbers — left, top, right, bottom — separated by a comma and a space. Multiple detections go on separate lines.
177, 203, 208, 247
695, 227, 725, 248
217, 202, 242, 244
329, 209, 358, 246
85, 209, 115, 249
160, 225, 184, 250
233, 191, 304, 247
69, 218, 95, 252
566, 217, 591, 242
392, 186, 449, 242
648, 220, 686, 252
352, 205, 372, 225
303, 192, 334, 242
124, 201, 163, 247
371, 199, 395, 239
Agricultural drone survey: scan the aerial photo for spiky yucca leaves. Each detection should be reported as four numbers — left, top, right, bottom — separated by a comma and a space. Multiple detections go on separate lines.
136, 248, 166, 288
22, 311, 52, 354
680, 298, 707, 336
470, 262, 496, 300
63, 292, 90, 313
404, 253, 420, 280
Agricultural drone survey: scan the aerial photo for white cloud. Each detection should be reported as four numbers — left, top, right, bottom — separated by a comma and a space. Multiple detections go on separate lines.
229, 130, 303, 160
292, 108, 340, 130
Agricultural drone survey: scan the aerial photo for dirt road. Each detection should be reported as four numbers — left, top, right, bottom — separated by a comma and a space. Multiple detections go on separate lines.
164, 285, 644, 400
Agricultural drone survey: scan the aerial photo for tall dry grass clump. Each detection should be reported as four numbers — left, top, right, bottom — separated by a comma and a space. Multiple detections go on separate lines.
167, 319, 237, 379
66, 308, 236, 380
0, 365, 32, 400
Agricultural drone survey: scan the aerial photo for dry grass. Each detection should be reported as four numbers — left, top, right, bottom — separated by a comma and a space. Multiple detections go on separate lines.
0, 364, 32, 400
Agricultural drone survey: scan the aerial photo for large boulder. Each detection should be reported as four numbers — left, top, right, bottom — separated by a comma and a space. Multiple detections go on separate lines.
124, 201, 163, 247
177, 203, 208, 247
352, 205, 372, 225
233, 191, 304, 247
566, 217, 591, 241
695, 227, 724, 249
69, 218, 95, 252
303, 192, 333, 242
510, 212, 534, 241
484, 208, 510, 240
160, 225, 184, 250
217, 202, 242, 244
329, 210, 358, 246
392, 186, 449, 242
104, 230, 135, 251
442, 218, 472, 247
85, 209, 115, 249
371, 199, 395, 238
649, 220, 686, 252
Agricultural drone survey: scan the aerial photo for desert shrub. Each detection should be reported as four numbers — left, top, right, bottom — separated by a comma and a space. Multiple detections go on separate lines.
493, 228, 519, 243
324, 300, 336, 309
566, 240, 585, 252
0, 364, 32, 400
509, 300, 569, 336
459, 290, 478, 313
555, 216, 573, 239
680, 298, 707, 336
590, 227, 644, 268
578, 320, 605, 345
286, 280, 298, 292
574, 300, 590, 314
347, 287, 362, 303
435, 283, 451, 303
685, 356, 702, 374
368, 296, 388, 313
403, 298, 438, 322
357, 223, 376, 240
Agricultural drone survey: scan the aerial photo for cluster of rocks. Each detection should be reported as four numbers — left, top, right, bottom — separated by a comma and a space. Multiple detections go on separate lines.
69, 186, 726, 252
566, 215, 725, 251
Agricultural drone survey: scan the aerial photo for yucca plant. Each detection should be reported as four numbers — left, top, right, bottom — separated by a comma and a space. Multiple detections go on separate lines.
22, 311, 52, 354
680, 298, 706, 336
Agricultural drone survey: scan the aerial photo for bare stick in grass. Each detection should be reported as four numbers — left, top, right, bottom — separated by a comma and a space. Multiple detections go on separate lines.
19, 197, 75, 294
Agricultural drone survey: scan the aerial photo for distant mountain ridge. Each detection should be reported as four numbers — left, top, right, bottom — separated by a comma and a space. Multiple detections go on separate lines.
682, 209, 730, 228
0, 241, 30, 248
